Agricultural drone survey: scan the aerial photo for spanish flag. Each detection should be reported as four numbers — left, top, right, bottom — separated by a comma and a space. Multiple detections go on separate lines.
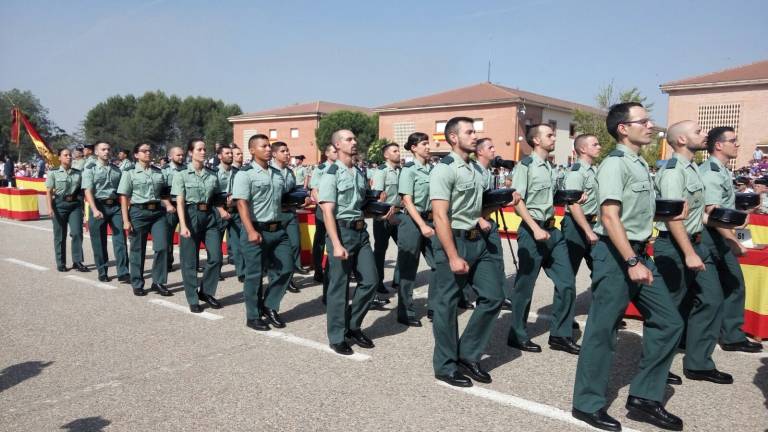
11, 107, 59, 167
10, 107, 21, 145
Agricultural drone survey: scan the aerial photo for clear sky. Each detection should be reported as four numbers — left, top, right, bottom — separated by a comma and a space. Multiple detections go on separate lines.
1, 0, 766, 134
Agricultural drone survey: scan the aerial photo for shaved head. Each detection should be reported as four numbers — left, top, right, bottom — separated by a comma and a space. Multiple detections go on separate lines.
667, 120, 706, 152
331, 129, 352, 146
666, 120, 696, 146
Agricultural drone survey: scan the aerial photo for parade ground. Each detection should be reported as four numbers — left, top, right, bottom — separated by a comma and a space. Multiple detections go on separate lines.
0, 217, 766, 431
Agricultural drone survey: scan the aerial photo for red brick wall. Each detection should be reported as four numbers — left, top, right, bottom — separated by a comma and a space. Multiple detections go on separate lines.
231, 117, 321, 163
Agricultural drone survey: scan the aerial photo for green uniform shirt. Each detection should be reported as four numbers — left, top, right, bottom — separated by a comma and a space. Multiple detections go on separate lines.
593, 144, 655, 242
372, 163, 401, 207
81, 159, 122, 199
45, 166, 82, 198
309, 163, 328, 190
71, 158, 86, 171
171, 166, 221, 204
564, 160, 598, 216
272, 162, 297, 222
399, 159, 432, 212
654, 153, 705, 234
162, 162, 186, 195
512, 152, 557, 221
216, 164, 238, 195
294, 165, 306, 186
118, 159, 134, 172
317, 160, 367, 220
116, 163, 167, 204
231, 161, 285, 222
700, 156, 736, 209
429, 151, 485, 230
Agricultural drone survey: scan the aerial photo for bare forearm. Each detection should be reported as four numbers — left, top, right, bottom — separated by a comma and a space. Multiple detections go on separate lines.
568, 203, 593, 234
84, 189, 98, 209
433, 210, 458, 261
237, 200, 256, 236
176, 195, 187, 230
402, 195, 428, 229
515, 201, 538, 230
666, 220, 696, 257
120, 196, 130, 223
603, 211, 635, 260
321, 203, 342, 248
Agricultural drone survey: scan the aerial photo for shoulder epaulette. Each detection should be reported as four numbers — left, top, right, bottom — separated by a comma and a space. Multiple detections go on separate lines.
85, 162, 96, 169
123, 166, 134, 171
240, 164, 253, 171
709, 162, 720, 172
440, 155, 454, 165
151, 165, 162, 172
403, 161, 414, 168
665, 158, 677, 169
378, 165, 387, 170
318, 163, 326, 170
520, 156, 533, 166
570, 163, 581, 171
269, 166, 281, 175
71, 167, 81, 173
608, 150, 624, 157
326, 164, 339, 175
175, 165, 185, 172
205, 167, 216, 174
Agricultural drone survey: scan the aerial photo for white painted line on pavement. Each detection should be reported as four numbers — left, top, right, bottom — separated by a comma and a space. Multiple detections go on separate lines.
437, 382, 644, 432
3, 257, 48, 271
65, 274, 117, 290
0, 219, 52, 232
257, 329, 371, 362
148, 298, 224, 320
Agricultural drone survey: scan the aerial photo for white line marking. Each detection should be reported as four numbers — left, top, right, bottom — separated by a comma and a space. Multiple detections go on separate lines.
65, 274, 116, 290
3, 257, 48, 271
0, 219, 52, 232
437, 382, 644, 432
148, 299, 224, 320
258, 330, 371, 362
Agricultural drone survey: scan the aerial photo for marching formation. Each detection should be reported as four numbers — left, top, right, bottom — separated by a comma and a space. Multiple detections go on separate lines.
41, 103, 764, 431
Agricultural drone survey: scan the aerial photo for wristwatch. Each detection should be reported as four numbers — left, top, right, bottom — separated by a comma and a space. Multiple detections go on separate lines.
625, 256, 640, 267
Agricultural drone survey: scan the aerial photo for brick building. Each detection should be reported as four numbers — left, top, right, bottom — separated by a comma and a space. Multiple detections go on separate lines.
661, 59, 768, 169
228, 101, 371, 164
374, 82, 602, 165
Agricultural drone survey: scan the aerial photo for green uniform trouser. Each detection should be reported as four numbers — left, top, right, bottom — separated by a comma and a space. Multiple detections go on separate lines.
395, 213, 435, 321
704, 227, 749, 344
373, 217, 401, 290
51, 199, 84, 267
431, 231, 504, 376
312, 207, 327, 274
220, 211, 244, 279
283, 211, 302, 270
573, 238, 683, 413
560, 214, 595, 276
166, 209, 179, 266
88, 201, 128, 278
508, 223, 576, 343
128, 206, 168, 289
654, 231, 723, 370
180, 205, 222, 306
325, 223, 378, 345
239, 224, 292, 320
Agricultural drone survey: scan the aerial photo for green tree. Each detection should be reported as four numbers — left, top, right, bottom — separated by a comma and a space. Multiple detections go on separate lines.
315, 111, 378, 155
366, 138, 392, 164
0, 89, 62, 161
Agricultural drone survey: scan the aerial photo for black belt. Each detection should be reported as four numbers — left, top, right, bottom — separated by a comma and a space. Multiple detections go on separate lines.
565, 213, 597, 224
658, 230, 702, 244
533, 218, 556, 229
254, 221, 285, 232
187, 202, 211, 212
97, 197, 118, 206
598, 235, 649, 255
58, 194, 80, 202
452, 227, 482, 241
132, 201, 161, 210
338, 219, 366, 231
420, 210, 433, 221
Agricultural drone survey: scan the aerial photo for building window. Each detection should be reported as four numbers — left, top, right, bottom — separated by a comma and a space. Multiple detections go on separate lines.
474, 118, 484, 132
698, 103, 741, 169
243, 129, 258, 146
269, 129, 278, 139
435, 120, 447, 133
393, 122, 416, 146
290, 128, 299, 139
569, 123, 577, 138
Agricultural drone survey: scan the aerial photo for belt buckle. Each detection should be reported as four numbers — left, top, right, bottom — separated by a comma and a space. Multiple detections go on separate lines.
147, 202, 158, 210
692, 233, 701, 244
268, 222, 279, 232
199, 203, 209, 211
104, 199, 114, 206
425, 211, 433, 221
64, 195, 74, 202
354, 220, 365, 231
545, 219, 555, 229
467, 229, 479, 241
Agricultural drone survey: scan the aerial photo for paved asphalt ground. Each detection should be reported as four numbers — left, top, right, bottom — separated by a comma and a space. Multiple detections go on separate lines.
1, 217, 766, 431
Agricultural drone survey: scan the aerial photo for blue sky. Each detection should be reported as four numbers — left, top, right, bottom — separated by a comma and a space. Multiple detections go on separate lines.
1, 0, 766, 133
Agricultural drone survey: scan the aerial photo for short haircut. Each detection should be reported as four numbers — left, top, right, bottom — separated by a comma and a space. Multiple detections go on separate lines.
706, 126, 735, 153
526, 124, 551, 146
381, 142, 399, 154
186, 138, 204, 154
324, 144, 336, 154
57, 148, 70, 156
93, 141, 110, 149
606, 102, 643, 140
444, 117, 474, 145
248, 134, 269, 148
270, 141, 288, 152
573, 134, 595, 154
404, 132, 429, 151
117, 148, 128, 155
216, 144, 232, 155
132, 143, 150, 155
476, 137, 493, 151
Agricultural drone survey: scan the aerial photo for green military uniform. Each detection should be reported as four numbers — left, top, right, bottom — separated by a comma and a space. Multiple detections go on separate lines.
654, 153, 724, 371
508, 152, 577, 344
561, 160, 598, 275
172, 166, 223, 306
46, 166, 85, 269
573, 144, 683, 414
217, 164, 243, 280
318, 160, 378, 345
272, 161, 303, 271
162, 162, 186, 268
700, 156, 750, 345
117, 163, 170, 290
395, 159, 435, 322
119, 159, 134, 172
428, 152, 504, 376
371, 163, 402, 291
294, 165, 306, 188
82, 159, 128, 279
310, 162, 329, 278
232, 161, 292, 321
71, 157, 86, 171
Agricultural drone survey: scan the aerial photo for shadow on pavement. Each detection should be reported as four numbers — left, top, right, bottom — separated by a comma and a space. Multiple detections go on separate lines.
756, 357, 768, 411
60, 416, 111, 432
0, 360, 53, 393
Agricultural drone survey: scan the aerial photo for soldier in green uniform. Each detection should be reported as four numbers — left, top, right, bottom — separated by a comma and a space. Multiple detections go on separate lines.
45, 148, 89, 273
572, 103, 684, 432
310, 145, 338, 284
232, 134, 293, 331
294, 155, 307, 188
429, 117, 505, 387
216, 145, 244, 282
174, 139, 226, 313
371, 143, 402, 300
508, 124, 581, 355
318, 129, 378, 355
71, 146, 86, 171
82, 141, 129, 282
83, 143, 97, 166
700, 126, 763, 353
232, 146, 244, 170
162, 146, 185, 270
117, 148, 134, 172
654, 120, 734, 384
117, 143, 174, 297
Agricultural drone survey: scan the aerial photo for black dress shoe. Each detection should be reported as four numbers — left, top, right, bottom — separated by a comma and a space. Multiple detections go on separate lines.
721, 339, 762, 353
666, 372, 682, 385
133, 288, 147, 296
683, 368, 733, 384
189, 304, 203, 313
330, 341, 354, 355
57, 265, 68, 272
458, 299, 475, 310
501, 298, 513, 311
397, 317, 423, 327
427, 309, 433, 321
264, 309, 286, 328
198, 291, 222, 309
572, 408, 621, 431
218, 275, 225, 281
572, 321, 580, 330
197, 266, 204, 273
508, 339, 542, 353
246, 318, 270, 331
117, 274, 130, 283
548, 336, 581, 355
227, 256, 234, 265
151, 283, 173, 296
435, 371, 472, 387
73, 262, 90, 272
98, 275, 110, 282
370, 296, 390, 310
390, 282, 400, 290
376, 284, 390, 294
294, 266, 311, 275
625, 396, 683, 431
458, 359, 492, 383
313, 272, 324, 283
238, 275, 245, 283
346, 329, 374, 348
287, 279, 301, 293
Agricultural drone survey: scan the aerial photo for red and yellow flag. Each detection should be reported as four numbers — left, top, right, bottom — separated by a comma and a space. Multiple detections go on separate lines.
10, 107, 21, 145
11, 107, 59, 167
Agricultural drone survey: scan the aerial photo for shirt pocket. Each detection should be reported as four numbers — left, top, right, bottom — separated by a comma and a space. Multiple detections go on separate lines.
456, 180, 475, 192
337, 178, 354, 193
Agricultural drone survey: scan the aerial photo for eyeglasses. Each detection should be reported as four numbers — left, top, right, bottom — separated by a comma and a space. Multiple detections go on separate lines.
719, 138, 738, 144
137, 149, 151, 153
621, 118, 651, 126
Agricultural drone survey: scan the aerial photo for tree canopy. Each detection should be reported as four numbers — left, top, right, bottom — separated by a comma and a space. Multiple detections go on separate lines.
0, 89, 71, 161
315, 111, 378, 156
